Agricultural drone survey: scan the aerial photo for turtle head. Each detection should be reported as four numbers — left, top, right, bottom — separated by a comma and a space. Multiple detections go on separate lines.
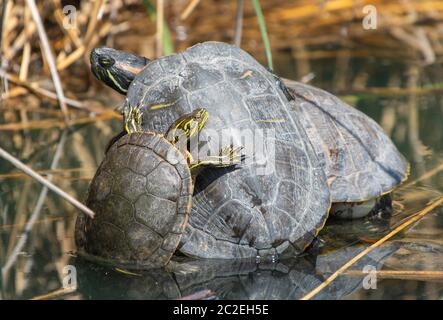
165, 109, 209, 146
90, 47, 149, 95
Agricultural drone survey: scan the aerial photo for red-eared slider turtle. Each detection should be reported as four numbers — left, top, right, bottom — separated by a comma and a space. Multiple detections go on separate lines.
90, 43, 331, 259
75, 109, 244, 268
281, 79, 409, 218
90, 43, 408, 220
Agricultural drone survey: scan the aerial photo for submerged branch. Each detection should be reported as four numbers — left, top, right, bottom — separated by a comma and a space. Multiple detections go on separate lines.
343, 270, 443, 282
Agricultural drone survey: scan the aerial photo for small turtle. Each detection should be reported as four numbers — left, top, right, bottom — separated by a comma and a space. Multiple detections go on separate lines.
75, 109, 244, 269
90, 43, 409, 220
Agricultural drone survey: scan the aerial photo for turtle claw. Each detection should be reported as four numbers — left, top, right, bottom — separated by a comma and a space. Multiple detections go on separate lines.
215, 145, 246, 167
190, 145, 246, 169
223, 145, 246, 165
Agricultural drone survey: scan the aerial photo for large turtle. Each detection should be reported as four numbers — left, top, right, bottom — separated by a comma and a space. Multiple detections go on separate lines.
90, 43, 332, 259
75, 109, 244, 268
90, 43, 409, 220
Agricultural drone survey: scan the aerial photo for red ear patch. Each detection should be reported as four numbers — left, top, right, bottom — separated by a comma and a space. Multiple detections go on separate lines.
116, 62, 143, 74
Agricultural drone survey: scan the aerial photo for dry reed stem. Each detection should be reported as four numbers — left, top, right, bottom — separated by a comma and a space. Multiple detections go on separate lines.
234, 0, 244, 47
403, 162, 443, 187
180, 0, 201, 20
156, 0, 164, 57
31, 287, 76, 300
0, 167, 93, 180
83, 0, 104, 47
0, 111, 120, 131
51, 0, 83, 48
0, 216, 65, 231
25, 0, 69, 122
343, 270, 443, 282
0, 71, 85, 109
55, 21, 116, 71
0, 145, 95, 218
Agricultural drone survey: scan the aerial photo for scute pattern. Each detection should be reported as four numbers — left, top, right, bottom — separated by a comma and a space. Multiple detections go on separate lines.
284, 79, 409, 202
127, 41, 331, 259
75, 132, 193, 269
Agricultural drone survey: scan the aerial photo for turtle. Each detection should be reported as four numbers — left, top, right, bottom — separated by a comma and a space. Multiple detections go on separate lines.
75, 108, 244, 269
89, 43, 409, 220
90, 43, 332, 260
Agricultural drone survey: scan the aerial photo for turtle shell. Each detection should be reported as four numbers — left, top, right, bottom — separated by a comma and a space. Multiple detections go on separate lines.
283, 79, 409, 202
75, 132, 193, 269
125, 41, 331, 259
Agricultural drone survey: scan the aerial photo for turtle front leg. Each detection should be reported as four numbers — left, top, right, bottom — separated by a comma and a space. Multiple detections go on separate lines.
190, 145, 245, 169
124, 104, 143, 134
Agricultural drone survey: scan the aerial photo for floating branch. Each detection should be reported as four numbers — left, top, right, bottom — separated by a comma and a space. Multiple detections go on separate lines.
2, 131, 67, 276
301, 195, 443, 300
31, 287, 76, 300
343, 270, 443, 282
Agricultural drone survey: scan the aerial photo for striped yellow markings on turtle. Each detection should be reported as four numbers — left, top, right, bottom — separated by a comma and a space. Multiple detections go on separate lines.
239, 70, 253, 79
184, 117, 198, 138
199, 109, 208, 130
183, 110, 208, 138
192, 145, 243, 169
173, 117, 187, 130
256, 119, 286, 123
168, 118, 188, 143
106, 70, 127, 93
150, 100, 177, 110
190, 161, 210, 169
131, 114, 137, 132
124, 105, 132, 133
169, 117, 196, 143
124, 104, 143, 133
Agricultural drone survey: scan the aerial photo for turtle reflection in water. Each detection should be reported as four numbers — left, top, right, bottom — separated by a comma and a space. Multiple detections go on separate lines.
75, 109, 244, 269
80, 41, 409, 265
73, 241, 404, 300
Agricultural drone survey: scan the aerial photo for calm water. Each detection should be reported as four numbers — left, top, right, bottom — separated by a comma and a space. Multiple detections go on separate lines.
1, 56, 442, 300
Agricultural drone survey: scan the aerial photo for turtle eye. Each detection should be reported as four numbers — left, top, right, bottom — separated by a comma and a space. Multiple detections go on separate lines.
98, 56, 114, 68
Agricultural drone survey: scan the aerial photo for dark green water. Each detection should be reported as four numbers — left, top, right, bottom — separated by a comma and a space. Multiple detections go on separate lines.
1, 56, 442, 299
